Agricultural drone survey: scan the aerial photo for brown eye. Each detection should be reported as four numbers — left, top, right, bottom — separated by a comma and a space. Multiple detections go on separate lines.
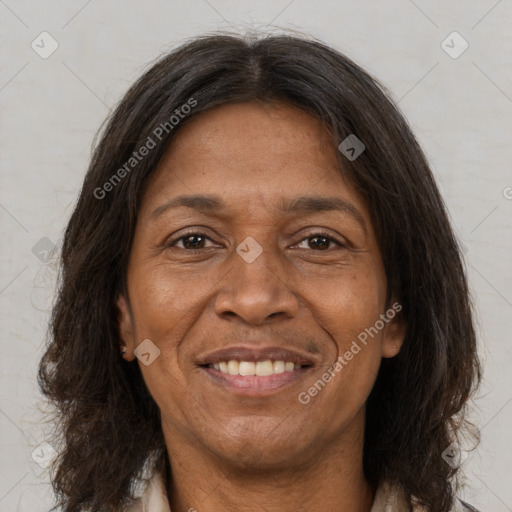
296, 232, 343, 251
167, 232, 215, 250
308, 235, 332, 250
181, 234, 206, 249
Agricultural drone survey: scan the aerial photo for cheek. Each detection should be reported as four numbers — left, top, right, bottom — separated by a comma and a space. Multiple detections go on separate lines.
129, 263, 209, 340
128, 266, 201, 417
304, 266, 385, 347
127, 264, 214, 390
301, 265, 385, 395
305, 317, 383, 428
305, 268, 385, 416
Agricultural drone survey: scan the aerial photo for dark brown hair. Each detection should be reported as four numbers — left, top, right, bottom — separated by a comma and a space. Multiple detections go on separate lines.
38, 32, 481, 511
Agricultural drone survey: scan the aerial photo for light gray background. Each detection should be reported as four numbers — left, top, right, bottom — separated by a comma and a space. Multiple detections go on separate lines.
1, 1, 511, 511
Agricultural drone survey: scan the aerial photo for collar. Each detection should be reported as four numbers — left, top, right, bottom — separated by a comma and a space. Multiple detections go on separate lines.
124, 470, 465, 512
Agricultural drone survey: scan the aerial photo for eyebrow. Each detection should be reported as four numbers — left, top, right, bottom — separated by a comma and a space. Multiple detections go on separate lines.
150, 194, 366, 231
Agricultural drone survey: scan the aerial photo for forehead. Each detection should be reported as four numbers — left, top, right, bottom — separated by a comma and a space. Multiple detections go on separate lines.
167, 101, 334, 155
140, 101, 363, 218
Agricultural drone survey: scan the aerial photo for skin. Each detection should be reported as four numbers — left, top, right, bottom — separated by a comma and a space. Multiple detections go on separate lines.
117, 101, 406, 512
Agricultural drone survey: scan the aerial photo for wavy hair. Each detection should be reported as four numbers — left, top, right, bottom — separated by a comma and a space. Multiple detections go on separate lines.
38, 32, 481, 511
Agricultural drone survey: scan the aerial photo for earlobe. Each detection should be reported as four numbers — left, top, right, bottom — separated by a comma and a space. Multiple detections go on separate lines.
116, 294, 136, 361
381, 305, 406, 359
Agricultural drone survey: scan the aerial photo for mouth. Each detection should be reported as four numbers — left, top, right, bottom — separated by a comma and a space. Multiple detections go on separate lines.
204, 359, 309, 375
196, 346, 315, 395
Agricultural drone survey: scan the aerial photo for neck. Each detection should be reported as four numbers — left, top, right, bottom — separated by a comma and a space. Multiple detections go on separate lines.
163, 411, 375, 512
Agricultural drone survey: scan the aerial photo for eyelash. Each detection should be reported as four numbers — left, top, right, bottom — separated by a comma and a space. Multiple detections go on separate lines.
166, 229, 345, 251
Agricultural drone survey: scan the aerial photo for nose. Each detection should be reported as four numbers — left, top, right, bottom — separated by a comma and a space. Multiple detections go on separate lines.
213, 247, 299, 326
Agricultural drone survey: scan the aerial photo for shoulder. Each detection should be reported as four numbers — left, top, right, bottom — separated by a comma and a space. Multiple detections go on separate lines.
123, 470, 172, 512
372, 479, 483, 512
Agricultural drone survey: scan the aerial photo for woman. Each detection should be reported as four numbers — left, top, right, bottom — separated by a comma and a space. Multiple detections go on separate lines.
38, 33, 482, 511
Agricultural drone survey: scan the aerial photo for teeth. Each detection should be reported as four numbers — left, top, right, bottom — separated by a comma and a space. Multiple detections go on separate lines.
255, 360, 274, 376
239, 361, 255, 376
273, 360, 285, 374
209, 360, 305, 376
227, 360, 239, 375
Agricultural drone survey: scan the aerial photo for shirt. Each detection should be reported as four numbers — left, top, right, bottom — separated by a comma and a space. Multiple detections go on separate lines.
124, 470, 480, 512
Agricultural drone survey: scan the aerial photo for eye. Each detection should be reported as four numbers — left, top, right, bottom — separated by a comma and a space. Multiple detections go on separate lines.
165, 230, 345, 251
295, 232, 344, 251
166, 231, 216, 250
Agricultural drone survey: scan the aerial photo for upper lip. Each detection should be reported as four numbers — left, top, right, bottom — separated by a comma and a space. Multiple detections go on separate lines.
196, 345, 316, 366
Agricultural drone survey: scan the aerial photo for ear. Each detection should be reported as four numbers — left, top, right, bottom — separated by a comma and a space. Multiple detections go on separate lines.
381, 301, 406, 359
116, 294, 136, 362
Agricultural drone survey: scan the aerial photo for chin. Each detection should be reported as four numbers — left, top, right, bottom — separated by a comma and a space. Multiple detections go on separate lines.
203, 426, 313, 470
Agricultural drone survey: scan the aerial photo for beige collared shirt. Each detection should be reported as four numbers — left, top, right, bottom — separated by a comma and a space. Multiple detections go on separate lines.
124, 470, 467, 512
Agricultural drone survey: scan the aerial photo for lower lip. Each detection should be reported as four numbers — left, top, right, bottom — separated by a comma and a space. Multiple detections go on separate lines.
200, 367, 311, 395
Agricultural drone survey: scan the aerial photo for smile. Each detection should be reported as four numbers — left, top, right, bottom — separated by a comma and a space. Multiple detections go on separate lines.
196, 345, 316, 394
207, 359, 306, 376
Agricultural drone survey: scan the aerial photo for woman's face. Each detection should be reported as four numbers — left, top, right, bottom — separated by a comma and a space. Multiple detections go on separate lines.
117, 101, 404, 468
